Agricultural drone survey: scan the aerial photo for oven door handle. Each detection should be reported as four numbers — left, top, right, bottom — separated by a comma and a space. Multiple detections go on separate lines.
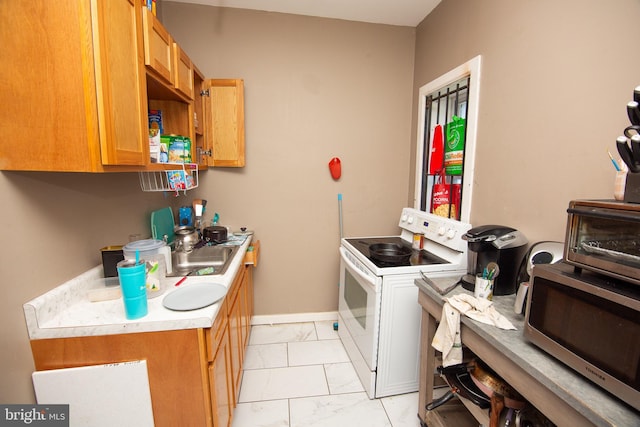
339, 247, 377, 288
567, 206, 638, 222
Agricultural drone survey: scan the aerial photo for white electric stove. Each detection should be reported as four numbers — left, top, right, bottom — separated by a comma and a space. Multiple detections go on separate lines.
338, 207, 471, 398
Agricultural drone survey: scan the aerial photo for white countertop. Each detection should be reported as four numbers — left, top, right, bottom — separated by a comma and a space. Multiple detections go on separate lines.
24, 236, 253, 340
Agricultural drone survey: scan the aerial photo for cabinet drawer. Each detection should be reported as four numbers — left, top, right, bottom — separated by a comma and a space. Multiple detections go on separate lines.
206, 299, 228, 362
244, 240, 260, 266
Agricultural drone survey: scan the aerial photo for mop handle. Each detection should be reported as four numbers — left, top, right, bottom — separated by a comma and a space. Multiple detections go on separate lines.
338, 193, 343, 239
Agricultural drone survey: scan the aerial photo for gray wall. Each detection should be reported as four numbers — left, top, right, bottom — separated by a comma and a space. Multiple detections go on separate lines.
161, 4, 417, 315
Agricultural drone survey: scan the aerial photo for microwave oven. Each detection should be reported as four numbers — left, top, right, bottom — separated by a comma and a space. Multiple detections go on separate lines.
524, 262, 640, 411
564, 199, 640, 285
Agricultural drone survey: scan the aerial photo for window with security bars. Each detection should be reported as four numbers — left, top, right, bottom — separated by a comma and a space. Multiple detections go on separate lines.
414, 57, 481, 223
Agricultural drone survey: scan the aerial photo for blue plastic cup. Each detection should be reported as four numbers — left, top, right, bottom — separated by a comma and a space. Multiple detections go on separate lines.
117, 260, 148, 319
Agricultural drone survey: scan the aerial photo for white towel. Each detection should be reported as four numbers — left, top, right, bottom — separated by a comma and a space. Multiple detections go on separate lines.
432, 294, 516, 366
447, 294, 516, 330
432, 301, 462, 367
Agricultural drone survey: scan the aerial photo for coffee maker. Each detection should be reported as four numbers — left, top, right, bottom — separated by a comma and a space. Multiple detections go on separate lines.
461, 225, 528, 296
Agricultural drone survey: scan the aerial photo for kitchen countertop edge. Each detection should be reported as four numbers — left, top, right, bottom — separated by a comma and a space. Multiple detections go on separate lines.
24, 236, 253, 340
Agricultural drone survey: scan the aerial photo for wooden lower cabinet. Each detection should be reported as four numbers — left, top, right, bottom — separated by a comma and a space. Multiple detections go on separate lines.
31, 329, 212, 426
227, 266, 246, 402
30, 265, 254, 427
209, 317, 233, 427
242, 266, 253, 348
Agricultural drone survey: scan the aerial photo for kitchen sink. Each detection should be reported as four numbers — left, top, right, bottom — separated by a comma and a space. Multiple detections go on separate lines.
169, 245, 239, 276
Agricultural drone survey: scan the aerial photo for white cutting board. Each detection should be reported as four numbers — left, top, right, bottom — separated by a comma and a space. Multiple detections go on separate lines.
32, 360, 154, 427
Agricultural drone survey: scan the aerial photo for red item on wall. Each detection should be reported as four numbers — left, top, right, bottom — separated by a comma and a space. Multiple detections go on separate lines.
329, 157, 342, 180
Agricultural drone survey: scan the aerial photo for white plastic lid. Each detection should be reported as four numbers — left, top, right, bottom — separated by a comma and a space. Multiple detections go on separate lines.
123, 239, 166, 257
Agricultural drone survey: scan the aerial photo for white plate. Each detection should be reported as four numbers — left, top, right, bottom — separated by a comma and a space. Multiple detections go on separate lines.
162, 282, 227, 311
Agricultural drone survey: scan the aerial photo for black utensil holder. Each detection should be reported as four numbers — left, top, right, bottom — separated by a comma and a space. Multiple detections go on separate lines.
624, 173, 640, 203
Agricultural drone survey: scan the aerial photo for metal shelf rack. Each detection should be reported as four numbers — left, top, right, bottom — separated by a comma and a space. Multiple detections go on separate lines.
138, 163, 199, 194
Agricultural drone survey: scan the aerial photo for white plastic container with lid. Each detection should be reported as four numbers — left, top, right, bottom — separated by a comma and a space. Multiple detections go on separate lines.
123, 239, 172, 271
123, 239, 172, 299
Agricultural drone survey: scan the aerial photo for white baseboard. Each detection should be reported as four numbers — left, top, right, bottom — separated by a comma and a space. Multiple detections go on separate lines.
251, 311, 338, 325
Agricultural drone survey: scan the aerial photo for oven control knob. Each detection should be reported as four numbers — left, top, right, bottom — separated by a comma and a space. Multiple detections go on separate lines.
407, 216, 414, 224
438, 226, 446, 236
446, 228, 456, 239
401, 214, 408, 223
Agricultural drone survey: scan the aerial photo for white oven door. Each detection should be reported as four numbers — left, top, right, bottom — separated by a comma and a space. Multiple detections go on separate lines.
338, 247, 382, 371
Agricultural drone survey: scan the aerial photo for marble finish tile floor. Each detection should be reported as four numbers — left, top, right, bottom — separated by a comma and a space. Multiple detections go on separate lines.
232, 321, 422, 427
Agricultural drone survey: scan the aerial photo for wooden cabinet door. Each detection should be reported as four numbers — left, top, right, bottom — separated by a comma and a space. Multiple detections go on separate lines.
229, 290, 243, 403
93, 0, 149, 166
193, 67, 206, 136
193, 66, 209, 167
142, 7, 174, 86
204, 79, 246, 167
210, 323, 233, 427
174, 44, 194, 100
238, 268, 250, 349
227, 265, 246, 403
242, 266, 254, 347
0, 1, 95, 171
